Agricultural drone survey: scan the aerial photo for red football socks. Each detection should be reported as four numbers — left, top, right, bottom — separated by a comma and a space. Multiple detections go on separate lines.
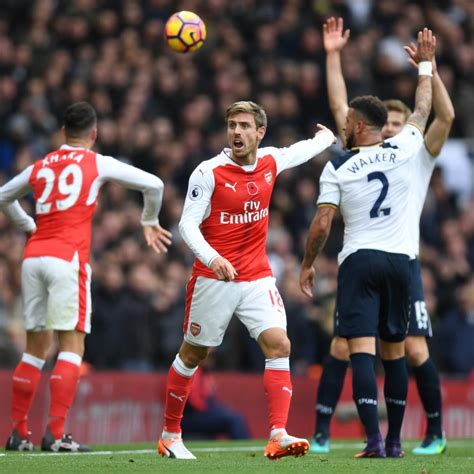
163, 365, 195, 433
48, 359, 81, 440
11, 360, 42, 438
264, 368, 293, 431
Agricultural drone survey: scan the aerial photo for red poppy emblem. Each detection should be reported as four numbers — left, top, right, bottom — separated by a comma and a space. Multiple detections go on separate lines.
247, 182, 259, 195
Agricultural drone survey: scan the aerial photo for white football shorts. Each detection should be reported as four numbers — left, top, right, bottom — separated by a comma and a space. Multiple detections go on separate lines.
22, 254, 92, 333
183, 276, 287, 347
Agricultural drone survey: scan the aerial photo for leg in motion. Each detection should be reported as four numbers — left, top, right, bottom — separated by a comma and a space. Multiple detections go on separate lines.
158, 341, 208, 460
259, 328, 309, 460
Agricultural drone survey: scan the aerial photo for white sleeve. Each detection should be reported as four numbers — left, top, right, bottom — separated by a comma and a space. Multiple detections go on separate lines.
272, 130, 335, 175
385, 124, 424, 158
0, 166, 33, 205
0, 166, 36, 232
96, 155, 164, 225
3, 201, 36, 233
179, 165, 220, 267
317, 162, 340, 207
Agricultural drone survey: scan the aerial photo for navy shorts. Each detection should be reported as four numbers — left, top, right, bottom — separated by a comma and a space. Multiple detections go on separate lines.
335, 249, 410, 342
407, 258, 432, 338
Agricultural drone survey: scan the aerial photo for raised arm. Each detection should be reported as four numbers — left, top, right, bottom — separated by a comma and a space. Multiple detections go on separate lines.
404, 43, 455, 156
406, 28, 436, 134
324, 17, 351, 146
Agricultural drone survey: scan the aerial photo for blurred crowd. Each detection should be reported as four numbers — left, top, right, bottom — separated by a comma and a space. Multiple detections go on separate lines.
0, 0, 473, 377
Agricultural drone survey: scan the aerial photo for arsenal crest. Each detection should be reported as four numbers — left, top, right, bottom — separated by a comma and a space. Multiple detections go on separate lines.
247, 181, 259, 195
190, 322, 201, 336
264, 171, 273, 185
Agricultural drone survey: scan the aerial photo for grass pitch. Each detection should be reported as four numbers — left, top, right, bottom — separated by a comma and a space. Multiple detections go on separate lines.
1, 439, 473, 473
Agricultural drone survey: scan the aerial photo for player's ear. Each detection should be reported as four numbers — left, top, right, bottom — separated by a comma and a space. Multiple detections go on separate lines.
90, 127, 98, 142
257, 126, 266, 143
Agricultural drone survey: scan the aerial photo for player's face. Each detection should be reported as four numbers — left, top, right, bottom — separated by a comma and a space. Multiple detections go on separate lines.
227, 112, 266, 163
382, 111, 406, 139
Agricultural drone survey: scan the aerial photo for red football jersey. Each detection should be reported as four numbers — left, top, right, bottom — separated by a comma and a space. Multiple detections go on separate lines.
193, 154, 277, 281
179, 132, 335, 282
24, 148, 99, 262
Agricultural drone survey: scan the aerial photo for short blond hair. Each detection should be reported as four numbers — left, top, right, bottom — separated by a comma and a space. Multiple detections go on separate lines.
383, 99, 412, 122
225, 101, 267, 129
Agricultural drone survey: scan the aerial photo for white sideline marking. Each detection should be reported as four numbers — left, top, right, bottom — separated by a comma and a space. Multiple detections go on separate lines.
3, 440, 473, 457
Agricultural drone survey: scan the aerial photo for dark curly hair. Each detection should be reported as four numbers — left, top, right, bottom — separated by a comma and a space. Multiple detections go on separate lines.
349, 95, 387, 129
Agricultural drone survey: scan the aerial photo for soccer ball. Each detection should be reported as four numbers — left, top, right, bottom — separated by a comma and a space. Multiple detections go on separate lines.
164, 11, 207, 53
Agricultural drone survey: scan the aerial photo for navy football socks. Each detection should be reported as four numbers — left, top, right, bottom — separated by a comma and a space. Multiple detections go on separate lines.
413, 357, 443, 438
382, 357, 408, 440
314, 355, 349, 437
350, 353, 380, 437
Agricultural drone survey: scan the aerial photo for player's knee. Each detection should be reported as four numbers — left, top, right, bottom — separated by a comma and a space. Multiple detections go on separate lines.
267, 336, 291, 358
179, 344, 209, 368
330, 337, 350, 361
405, 337, 429, 366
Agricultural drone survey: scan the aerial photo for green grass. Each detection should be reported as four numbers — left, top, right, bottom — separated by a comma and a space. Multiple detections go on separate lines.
1, 439, 473, 474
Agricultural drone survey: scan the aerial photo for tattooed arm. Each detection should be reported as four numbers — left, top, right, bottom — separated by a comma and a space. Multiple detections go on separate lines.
300, 205, 337, 298
406, 28, 436, 134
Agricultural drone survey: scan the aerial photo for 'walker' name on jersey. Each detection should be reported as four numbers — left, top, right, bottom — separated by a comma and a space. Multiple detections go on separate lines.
346, 151, 397, 174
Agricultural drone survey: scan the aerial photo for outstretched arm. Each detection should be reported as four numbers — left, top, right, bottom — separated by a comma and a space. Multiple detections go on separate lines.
405, 44, 455, 156
324, 17, 350, 146
406, 28, 436, 134
424, 72, 455, 156
300, 205, 336, 298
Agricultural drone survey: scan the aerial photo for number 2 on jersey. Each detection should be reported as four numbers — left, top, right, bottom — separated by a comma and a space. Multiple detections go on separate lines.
368, 171, 391, 218
36, 164, 83, 214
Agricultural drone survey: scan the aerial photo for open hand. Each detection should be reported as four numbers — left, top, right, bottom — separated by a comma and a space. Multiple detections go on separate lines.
404, 42, 437, 73
411, 28, 436, 64
315, 124, 337, 144
323, 17, 350, 54
143, 224, 172, 254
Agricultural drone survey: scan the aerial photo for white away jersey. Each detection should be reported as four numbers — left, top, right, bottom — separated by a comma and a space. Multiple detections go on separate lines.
317, 124, 424, 264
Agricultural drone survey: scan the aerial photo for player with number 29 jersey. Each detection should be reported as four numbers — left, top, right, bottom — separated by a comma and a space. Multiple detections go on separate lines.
1, 145, 162, 264
0, 144, 163, 334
